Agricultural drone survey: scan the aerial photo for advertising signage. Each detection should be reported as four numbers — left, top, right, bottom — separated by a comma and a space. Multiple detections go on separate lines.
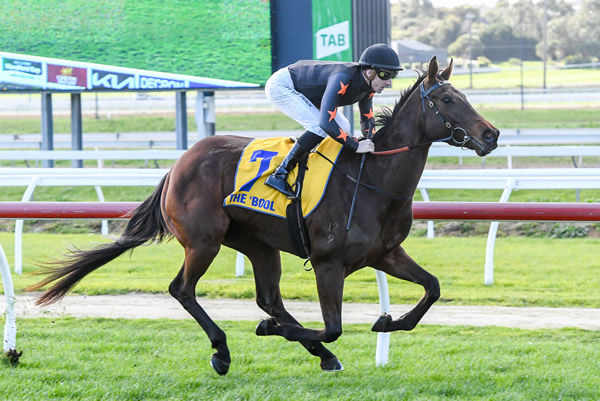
312, 0, 353, 62
1, 57, 43, 90
0, 51, 259, 92
47, 64, 87, 89
0, 0, 271, 86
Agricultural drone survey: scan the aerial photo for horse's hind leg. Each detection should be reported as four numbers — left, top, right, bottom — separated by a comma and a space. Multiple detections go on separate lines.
251, 259, 346, 347
168, 245, 231, 375
371, 245, 440, 332
237, 240, 342, 371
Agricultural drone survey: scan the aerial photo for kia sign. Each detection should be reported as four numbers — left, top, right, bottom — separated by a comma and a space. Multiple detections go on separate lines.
0, 51, 258, 92
91, 70, 136, 90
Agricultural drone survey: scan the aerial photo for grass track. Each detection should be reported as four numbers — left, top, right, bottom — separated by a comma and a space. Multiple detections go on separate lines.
3, 233, 599, 307
0, 319, 598, 401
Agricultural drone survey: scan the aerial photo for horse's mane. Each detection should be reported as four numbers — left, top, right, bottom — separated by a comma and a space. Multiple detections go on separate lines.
375, 70, 427, 135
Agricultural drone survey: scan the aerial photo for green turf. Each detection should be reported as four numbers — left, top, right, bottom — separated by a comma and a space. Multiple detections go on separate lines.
0, 0, 271, 85
0, 319, 598, 401
2, 233, 599, 308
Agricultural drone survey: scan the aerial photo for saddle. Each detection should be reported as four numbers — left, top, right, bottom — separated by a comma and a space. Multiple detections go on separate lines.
223, 137, 344, 258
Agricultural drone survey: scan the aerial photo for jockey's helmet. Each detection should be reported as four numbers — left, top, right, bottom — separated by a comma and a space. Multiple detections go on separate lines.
358, 44, 403, 71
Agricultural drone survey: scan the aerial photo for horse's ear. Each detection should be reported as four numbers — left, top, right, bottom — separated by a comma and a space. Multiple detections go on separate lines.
439, 58, 454, 81
427, 56, 439, 83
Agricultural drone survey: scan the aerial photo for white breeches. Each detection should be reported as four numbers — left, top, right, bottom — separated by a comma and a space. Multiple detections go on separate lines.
264, 67, 350, 138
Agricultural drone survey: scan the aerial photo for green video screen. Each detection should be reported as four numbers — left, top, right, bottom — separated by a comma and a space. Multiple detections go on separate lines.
0, 0, 271, 86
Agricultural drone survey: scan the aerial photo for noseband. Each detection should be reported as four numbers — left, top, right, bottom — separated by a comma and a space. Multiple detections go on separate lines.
419, 80, 471, 147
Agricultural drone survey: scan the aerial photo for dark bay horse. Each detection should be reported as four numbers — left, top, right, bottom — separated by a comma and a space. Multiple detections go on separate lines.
30, 57, 499, 375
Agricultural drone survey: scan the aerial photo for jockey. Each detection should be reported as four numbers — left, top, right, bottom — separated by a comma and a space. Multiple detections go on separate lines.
264, 43, 403, 197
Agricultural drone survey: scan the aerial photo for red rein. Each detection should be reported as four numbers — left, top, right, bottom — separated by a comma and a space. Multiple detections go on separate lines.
370, 146, 410, 155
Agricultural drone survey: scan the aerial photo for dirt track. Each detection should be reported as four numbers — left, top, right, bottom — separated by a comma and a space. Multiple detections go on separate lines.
7, 293, 600, 330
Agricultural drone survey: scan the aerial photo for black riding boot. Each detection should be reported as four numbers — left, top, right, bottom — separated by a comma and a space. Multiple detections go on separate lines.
265, 131, 323, 197
264, 142, 307, 197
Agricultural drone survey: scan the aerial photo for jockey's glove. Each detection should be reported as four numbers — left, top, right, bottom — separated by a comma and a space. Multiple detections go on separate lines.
356, 139, 375, 153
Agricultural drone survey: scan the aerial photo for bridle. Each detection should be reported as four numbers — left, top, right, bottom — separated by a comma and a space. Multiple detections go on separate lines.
315, 77, 481, 201
371, 79, 472, 156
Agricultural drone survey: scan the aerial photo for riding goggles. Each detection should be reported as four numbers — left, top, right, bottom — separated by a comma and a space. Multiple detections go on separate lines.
375, 69, 398, 80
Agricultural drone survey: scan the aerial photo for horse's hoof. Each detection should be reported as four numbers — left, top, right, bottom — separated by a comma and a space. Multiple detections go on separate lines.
210, 354, 230, 376
255, 318, 277, 336
321, 357, 343, 372
5, 349, 22, 366
371, 313, 393, 332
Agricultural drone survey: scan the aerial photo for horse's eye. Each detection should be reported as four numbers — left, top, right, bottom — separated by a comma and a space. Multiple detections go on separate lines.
442, 97, 451, 104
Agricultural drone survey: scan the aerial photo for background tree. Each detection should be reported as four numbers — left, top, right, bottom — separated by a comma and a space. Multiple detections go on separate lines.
390, 0, 596, 64
483, 0, 548, 40
544, 0, 600, 62
391, 0, 444, 41
479, 23, 537, 61
544, 15, 576, 61
570, 0, 600, 62
447, 33, 484, 62
415, 15, 462, 48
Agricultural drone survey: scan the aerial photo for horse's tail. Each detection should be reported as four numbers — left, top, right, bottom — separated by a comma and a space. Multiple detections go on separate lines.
28, 174, 172, 306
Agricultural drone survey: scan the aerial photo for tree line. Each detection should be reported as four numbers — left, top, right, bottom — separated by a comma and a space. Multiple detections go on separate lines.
391, 0, 600, 64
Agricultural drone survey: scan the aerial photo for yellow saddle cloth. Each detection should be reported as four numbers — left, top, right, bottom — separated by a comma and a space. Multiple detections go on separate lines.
223, 137, 343, 218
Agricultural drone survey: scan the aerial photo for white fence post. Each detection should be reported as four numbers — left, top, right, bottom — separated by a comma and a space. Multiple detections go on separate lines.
375, 270, 390, 367
235, 252, 245, 277
15, 176, 39, 274
419, 188, 435, 239
93, 185, 109, 235
0, 245, 17, 353
484, 179, 515, 285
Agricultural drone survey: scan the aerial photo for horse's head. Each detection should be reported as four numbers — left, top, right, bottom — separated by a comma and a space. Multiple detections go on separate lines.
420, 57, 499, 156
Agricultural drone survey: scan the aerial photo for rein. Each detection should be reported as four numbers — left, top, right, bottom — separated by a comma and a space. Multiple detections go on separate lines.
313, 150, 409, 201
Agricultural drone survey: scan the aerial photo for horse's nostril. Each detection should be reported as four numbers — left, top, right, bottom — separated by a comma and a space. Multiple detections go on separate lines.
483, 129, 498, 144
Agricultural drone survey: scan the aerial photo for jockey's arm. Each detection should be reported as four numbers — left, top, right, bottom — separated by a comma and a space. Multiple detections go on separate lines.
358, 95, 375, 138
318, 75, 359, 152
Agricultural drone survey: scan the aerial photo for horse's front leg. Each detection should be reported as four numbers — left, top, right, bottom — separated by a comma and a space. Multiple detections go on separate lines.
371, 245, 440, 332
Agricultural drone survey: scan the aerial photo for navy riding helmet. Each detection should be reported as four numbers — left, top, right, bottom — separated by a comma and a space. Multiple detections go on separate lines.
358, 43, 403, 71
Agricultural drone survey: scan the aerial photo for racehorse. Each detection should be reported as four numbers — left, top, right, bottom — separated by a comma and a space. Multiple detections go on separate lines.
29, 57, 499, 375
